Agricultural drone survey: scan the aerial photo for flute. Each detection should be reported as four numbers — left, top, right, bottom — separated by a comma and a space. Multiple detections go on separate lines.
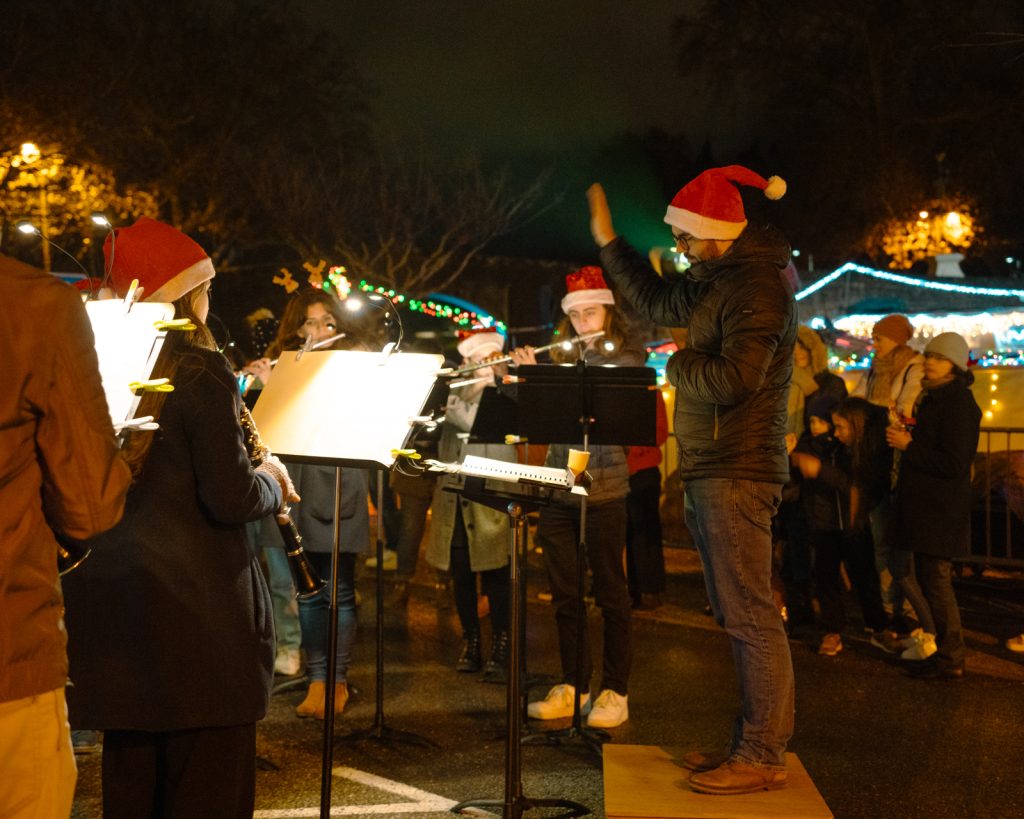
439, 330, 606, 377
239, 331, 347, 395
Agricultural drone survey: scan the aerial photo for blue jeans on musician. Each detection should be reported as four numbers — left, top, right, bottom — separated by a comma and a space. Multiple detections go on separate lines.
299, 552, 357, 683
684, 479, 794, 769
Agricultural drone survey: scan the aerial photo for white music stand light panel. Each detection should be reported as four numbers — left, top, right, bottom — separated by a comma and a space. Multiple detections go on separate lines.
84, 299, 175, 427
250, 349, 444, 468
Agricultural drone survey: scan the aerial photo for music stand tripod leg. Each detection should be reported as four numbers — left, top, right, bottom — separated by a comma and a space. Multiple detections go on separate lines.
337, 469, 436, 748
452, 502, 590, 819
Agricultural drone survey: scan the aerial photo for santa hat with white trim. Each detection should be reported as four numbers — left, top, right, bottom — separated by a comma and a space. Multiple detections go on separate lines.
105, 216, 215, 302
561, 266, 615, 313
664, 165, 787, 240
457, 326, 505, 360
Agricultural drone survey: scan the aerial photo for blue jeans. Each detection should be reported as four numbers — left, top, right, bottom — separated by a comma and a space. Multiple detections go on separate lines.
299, 552, 357, 683
684, 479, 794, 769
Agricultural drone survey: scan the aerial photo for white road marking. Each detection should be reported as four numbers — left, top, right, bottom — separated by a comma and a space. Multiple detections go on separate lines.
252, 765, 495, 817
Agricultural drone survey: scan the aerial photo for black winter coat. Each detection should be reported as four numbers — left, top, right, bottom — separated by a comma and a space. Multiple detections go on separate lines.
895, 379, 981, 558
64, 347, 281, 732
794, 433, 845, 533
600, 226, 797, 483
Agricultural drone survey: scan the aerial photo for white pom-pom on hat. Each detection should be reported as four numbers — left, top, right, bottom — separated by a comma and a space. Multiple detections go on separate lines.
764, 175, 787, 200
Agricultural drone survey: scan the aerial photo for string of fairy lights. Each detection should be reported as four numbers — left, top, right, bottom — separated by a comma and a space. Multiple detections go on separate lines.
278, 262, 507, 333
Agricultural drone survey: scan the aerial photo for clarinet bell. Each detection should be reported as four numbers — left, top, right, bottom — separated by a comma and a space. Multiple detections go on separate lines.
57, 537, 92, 576
276, 514, 327, 599
289, 547, 327, 600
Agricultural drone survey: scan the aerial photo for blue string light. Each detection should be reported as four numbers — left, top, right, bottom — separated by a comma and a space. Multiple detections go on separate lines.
796, 262, 1024, 302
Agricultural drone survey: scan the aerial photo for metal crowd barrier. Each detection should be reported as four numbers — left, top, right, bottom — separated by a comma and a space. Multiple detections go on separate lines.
972, 427, 1024, 569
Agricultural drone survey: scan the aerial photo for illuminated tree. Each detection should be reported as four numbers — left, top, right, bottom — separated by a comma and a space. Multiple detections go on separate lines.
0, 140, 158, 266
870, 200, 980, 270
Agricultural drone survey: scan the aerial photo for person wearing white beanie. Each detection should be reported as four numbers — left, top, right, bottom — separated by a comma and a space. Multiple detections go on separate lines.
885, 331, 980, 679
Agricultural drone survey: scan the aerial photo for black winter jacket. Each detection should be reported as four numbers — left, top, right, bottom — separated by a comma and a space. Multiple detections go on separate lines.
600, 226, 796, 483
895, 378, 981, 558
794, 433, 845, 532
64, 347, 281, 732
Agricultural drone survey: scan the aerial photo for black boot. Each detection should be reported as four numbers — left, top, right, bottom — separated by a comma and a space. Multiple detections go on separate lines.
483, 630, 509, 682
456, 631, 482, 673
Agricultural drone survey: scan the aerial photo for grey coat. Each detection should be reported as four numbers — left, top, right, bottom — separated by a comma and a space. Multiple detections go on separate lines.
426, 388, 515, 572
256, 461, 370, 555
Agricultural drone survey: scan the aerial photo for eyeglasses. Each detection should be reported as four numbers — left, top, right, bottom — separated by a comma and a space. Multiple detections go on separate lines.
671, 231, 694, 251
303, 316, 337, 332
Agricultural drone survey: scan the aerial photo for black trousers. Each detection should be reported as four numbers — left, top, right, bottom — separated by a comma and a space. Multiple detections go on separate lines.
625, 467, 666, 599
537, 499, 632, 695
449, 506, 510, 638
810, 528, 888, 633
916, 554, 966, 664
102, 722, 256, 819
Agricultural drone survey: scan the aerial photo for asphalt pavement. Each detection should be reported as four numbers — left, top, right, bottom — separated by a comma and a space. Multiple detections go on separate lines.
70, 541, 1024, 818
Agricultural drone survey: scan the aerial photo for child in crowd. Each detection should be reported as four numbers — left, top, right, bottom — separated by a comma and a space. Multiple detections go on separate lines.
790, 396, 891, 655
426, 328, 514, 681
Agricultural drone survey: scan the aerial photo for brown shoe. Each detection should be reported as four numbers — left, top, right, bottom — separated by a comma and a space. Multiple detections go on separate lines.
295, 681, 325, 719
680, 747, 731, 772
688, 758, 787, 795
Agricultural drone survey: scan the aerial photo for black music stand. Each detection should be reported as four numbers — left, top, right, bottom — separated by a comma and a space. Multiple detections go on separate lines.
513, 362, 655, 755
446, 475, 590, 819
250, 348, 443, 819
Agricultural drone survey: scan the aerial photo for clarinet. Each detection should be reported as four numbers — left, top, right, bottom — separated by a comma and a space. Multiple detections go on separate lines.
239, 404, 327, 600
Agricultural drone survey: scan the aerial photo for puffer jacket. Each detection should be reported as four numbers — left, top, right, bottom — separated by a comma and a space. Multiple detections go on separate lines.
600, 225, 797, 483
0, 254, 131, 704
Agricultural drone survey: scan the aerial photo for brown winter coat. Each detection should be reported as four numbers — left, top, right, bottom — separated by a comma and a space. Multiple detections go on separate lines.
0, 254, 130, 703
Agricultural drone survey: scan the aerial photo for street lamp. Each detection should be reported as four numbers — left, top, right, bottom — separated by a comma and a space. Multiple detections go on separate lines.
16, 220, 90, 283
91, 213, 116, 290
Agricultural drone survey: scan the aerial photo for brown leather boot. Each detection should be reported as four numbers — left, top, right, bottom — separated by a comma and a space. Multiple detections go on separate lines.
680, 746, 731, 772
688, 759, 787, 795
295, 681, 325, 719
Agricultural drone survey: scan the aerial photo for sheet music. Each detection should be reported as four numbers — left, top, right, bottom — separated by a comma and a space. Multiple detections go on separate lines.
84, 300, 175, 427
459, 455, 573, 487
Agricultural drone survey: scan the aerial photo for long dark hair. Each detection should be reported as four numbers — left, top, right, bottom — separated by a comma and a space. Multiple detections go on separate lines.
120, 283, 216, 481
267, 287, 385, 357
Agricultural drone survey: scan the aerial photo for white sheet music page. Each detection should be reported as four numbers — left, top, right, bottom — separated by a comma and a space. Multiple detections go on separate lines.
459, 455, 570, 487
84, 300, 175, 427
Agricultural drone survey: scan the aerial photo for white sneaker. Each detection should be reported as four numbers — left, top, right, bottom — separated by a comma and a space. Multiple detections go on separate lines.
527, 684, 589, 721
900, 632, 937, 661
587, 689, 629, 728
365, 549, 397, 571
897, 627, 924, 650
274, 647, 301, 676
1006, 634, 1024, 653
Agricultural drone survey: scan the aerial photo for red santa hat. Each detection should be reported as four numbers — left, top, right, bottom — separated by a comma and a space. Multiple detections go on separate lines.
104, 216, 215, 302
457, 326, 505, 360
561, 266, 615, 313
664, 165, 787, 240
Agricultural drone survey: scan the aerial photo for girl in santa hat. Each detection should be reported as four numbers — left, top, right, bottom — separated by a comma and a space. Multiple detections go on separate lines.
511, 266, 644, 729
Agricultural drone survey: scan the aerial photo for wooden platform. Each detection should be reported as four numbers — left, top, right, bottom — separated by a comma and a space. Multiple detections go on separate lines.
603, 745, 833, 819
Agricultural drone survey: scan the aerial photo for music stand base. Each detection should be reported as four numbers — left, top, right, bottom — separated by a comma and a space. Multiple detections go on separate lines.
521, 723, 609, 756
336, 719, 437, 748
451, 795, 590, 819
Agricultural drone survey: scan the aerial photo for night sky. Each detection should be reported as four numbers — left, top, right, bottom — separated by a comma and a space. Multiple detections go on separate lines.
310, 2, 734, 259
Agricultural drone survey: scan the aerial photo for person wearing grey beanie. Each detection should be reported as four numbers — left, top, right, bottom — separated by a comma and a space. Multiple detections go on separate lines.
885, 331, 980, 678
